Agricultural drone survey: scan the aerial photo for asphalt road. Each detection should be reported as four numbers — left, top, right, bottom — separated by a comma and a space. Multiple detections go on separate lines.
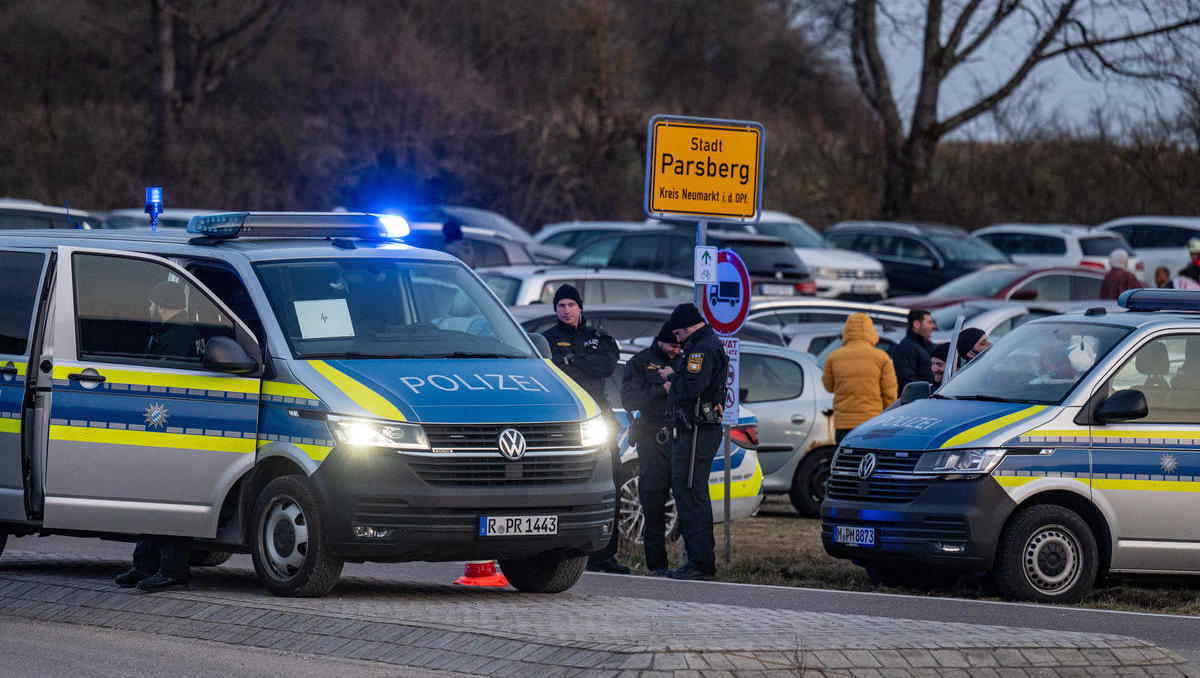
7, 534, 1200, 666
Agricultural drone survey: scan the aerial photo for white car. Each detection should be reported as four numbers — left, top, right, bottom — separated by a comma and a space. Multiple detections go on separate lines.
479, 265, 694, 306
973, 223, 1143, 281
0, 198, 101, 229
748, 210, 887, 300
534, 220, 644, 250
101, 208, 218, 229
1095, 216, 1200, 282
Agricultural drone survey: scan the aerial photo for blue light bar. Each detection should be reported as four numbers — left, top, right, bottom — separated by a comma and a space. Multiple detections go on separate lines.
185, 212, 389, 239
1118, 288, 1200, 312
187, 212, 250, 237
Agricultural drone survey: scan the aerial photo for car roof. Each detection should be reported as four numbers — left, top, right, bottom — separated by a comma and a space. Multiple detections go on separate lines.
1097, 215, 1200, 230
0, 198, 95, 217
974, 223, 1102, 237
476, 264, 690, 283
747, 297, 909, 316
538, 220, 644, 233
826, 220, 967, 237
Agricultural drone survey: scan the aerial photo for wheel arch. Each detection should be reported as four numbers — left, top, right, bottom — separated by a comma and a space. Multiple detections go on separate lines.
240, 454, 310, 545
1010, 489, 1112, 579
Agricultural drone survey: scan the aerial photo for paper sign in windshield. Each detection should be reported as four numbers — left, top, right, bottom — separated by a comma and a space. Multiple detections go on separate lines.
295, 299, 354, 339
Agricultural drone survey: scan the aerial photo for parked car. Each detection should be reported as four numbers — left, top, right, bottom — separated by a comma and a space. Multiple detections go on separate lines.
0, 198, 100, 230
888, 264, 1106, 310
973, 223, 1143, 281
405, 205, 572, 264
101, 208, 217, 230
742, 210, 888, 300
404, 222, 536, 268
480, 265, 694, 306
509, 303, 785, 346
566, 227, 817, 296
825, 221, 1009, 296
534, 220, 644, 250
744, 298, 910, 340
1095, 215, 1200, 281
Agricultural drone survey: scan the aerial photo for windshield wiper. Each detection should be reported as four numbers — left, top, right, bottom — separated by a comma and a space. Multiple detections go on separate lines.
429, 351, 523, 359
951, 394, 1010, 402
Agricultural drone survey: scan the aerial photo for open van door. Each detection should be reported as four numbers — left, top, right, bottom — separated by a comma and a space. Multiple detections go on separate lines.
38, 247, 262, 537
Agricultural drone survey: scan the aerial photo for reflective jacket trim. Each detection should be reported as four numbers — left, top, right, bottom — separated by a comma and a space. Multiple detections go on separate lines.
48, 423, 256, 453
50, 365, 260, 397
543, 359, 599, 419
940, 405, 1046, 449
308, 360, 406, 422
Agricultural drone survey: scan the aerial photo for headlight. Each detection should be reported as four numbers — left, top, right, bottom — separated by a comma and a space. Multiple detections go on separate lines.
327, 415, 429, 451
580, 416, 610, 448
814, 266, 838, 279
914, 448, 1005, 474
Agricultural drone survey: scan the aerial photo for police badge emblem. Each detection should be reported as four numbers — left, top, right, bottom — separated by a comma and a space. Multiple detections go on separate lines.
144, 402, 169, 430
686, 352, 703, 373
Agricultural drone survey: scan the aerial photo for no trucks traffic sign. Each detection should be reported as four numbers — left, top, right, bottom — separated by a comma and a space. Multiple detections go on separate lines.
644, 114, 764, 224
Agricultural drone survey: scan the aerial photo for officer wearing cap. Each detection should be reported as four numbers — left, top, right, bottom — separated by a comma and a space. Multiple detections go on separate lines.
659, 303, 729, 580
539, 284, 627, 573
620, 321, 682, 576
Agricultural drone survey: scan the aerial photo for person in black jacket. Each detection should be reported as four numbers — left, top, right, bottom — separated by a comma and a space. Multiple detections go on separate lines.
540, 284, 627, 574
894, 308, 935, 391
620, 322, 681, 576
145, 281, 204, 362
661, 303, 729, 581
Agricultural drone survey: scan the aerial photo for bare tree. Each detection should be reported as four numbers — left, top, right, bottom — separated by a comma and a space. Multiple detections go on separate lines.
820, 1, 1200, 218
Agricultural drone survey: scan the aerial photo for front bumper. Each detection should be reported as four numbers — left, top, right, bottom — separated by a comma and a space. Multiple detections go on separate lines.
814, 276, 888, 300
313, 445, 614, 561
821, 474, 1016, 570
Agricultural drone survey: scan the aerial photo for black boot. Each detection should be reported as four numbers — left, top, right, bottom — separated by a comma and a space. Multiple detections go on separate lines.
136, 572, 189, 593
114, 568, 149, 588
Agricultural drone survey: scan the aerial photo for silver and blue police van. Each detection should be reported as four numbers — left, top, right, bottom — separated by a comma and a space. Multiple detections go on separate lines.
823, 289, 1200, 602
0, 213, 614, 596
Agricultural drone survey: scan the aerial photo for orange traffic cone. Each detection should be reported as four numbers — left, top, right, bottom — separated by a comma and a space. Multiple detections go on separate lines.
453, 560, 509, 587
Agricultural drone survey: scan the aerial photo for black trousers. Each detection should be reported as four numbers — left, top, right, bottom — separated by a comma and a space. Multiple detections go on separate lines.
670, 423, 722, 574
132, 534, 192, 581
636, 432, 672, 571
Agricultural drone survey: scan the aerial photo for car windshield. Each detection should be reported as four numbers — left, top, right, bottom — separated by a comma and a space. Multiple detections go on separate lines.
927, 266, 1026, 298
479, 273, 521, 305
929, 235, 1009, 263
929, 303, 989, 331
753, 221, 825, 248
937, 322, 1130, 404
716, 240, 807, 273
255, 258, 535, 359
1079, 235, 1130, 257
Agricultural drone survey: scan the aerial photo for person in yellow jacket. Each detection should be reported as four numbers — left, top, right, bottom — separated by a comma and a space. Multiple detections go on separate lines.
822, 313, 898, 442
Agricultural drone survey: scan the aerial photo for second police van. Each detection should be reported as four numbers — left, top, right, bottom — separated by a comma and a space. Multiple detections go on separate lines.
0, 213, 615, 596
823, 289, 1200, 602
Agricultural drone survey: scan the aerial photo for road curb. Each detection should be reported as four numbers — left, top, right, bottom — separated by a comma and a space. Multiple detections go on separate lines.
0, 552, 1191, 677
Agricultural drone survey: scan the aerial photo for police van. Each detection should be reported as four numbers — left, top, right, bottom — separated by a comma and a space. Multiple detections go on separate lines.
0, 213, 614, 596
823, 289, 1200, 602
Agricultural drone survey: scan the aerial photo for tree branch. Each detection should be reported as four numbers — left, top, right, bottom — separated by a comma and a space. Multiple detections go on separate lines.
947, 0, 1023, 70
850, 0, 903, 143
1043, 14, 1200, 61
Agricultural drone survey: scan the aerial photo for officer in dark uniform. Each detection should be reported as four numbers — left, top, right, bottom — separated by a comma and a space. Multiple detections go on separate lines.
620, 321, 681, 576
661, 303, 728, 581
539, 284, 627, 574
145, 280, 204, 362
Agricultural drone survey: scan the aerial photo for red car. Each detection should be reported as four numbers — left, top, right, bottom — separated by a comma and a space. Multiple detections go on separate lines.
888, 264, 1107, 309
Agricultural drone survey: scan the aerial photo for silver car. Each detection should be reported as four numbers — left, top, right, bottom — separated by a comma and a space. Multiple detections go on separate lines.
480, 265, 694, 306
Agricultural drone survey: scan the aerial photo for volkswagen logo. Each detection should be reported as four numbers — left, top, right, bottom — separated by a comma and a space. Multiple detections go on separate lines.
498, 428, 527, 461
858, 452, 877, 480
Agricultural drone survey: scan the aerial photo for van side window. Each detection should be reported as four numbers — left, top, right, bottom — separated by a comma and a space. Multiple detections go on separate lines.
0, 251, 46, 355
1105, 335, 1200, 423
73, 254, 235, 368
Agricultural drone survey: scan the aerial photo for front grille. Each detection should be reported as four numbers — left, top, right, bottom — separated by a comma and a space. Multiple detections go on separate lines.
408, 453, 597, 486
422, 422, 581, 451
828, 447, 931, 503
835, 270, 886, 280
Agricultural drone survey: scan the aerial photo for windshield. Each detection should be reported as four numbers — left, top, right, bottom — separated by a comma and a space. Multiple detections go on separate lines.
753, 221, 825, 248
255, 258, 535, 359
927, 266, 1026, 298
929, 303, 989, 331
930, 235, 1009, 263
480, 273, 521, 305
937, 322, 1130, 404
1079, 235, 1130, 257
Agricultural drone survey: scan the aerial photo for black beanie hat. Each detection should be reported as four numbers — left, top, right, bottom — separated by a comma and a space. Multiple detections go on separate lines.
930, 342, 950, 362
956, 328, 985, 361
656, 321, 679, 344
553, 283, 583, 309
668, 303, 704, 329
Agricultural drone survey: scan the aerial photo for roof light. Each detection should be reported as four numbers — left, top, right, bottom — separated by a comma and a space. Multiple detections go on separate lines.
1118, 288, 1200, 312
145, 187, 163, 232
377, 214, 410, 238
185, 212, 389, 239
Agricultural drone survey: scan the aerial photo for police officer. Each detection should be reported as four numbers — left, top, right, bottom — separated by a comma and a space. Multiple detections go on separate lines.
660, 303, 728, 581
540, 284, 627, 574
620, 321, 682, 576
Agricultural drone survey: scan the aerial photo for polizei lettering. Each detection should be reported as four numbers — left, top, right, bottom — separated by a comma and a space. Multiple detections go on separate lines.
399, 373, 552, 394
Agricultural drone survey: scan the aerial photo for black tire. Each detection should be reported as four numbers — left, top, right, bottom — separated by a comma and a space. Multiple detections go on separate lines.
499, 551, 586, 593
249, 475, 343, 597
189, 550, 233, 567
789, 447, 834, 518
618, 461, 680, 546
994, 504, 1098, 603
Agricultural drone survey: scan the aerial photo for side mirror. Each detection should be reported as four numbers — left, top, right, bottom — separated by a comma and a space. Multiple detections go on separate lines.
1095, 389, 1148, 424
202, 336, 259, 374
900, 380, 931, 405
529, 332, 552, 359
1011, 288, 1038, 301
